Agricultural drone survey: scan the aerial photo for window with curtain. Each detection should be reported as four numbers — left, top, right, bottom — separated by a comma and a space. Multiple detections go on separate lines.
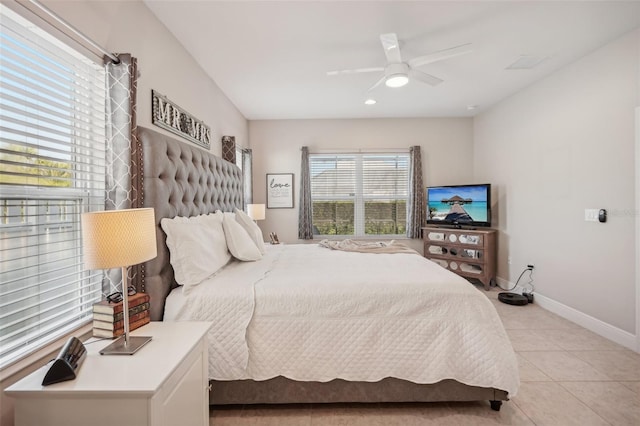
310, 153, 409, 237
0, 5, 106, 368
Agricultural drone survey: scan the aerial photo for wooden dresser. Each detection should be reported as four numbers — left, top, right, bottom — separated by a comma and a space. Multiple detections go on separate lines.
422, 226, 497, 290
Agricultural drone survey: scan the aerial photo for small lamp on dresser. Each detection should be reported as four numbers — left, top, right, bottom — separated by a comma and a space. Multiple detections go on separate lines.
247, 203, 266, 222
81, 208, 157, 355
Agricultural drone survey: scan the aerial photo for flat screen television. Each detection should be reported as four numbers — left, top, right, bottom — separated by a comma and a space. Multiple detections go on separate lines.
426, 184, 491, 228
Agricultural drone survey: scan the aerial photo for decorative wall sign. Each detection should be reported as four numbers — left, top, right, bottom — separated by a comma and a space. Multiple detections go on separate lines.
266, 173, 294, 209
151, 90, 211, 149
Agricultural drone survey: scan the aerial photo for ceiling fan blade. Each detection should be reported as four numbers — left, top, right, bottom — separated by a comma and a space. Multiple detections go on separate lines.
409, 69, 444, 87
326, 67, 385, 76
367, 75, 386, 92
409, 43, 472, 68
380, 33, 402, 63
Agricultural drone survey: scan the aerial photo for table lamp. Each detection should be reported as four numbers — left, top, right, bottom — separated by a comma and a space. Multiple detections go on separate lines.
81, 208, 157, 355
247, 203, 265, 222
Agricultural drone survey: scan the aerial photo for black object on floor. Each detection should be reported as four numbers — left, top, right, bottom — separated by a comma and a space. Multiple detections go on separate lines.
498, 292, 529, 306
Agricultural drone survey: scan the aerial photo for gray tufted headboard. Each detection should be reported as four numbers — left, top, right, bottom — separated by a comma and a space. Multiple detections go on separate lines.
135, 126, 243, 320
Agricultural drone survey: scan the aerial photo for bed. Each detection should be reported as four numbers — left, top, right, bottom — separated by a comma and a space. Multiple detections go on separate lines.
133, 126, 519, 410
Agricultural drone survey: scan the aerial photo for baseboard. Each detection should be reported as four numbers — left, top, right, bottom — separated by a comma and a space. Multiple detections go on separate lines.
495, 277, 637, 352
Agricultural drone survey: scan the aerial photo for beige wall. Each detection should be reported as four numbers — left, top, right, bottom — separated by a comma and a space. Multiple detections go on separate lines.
250, 118, 474, 248
42, 0, 249, 153
474, 29, 640, 333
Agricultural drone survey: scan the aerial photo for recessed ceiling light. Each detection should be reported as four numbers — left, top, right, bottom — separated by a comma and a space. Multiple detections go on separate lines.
467, 105, 478, 111
385, 74, 409, 88
364, 99, 377, 105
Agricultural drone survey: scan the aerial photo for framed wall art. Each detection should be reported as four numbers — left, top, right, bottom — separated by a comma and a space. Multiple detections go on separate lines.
266, 173, 294, 209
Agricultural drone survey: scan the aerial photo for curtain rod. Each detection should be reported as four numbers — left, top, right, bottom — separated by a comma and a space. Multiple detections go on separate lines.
307, 148, 410, 154
24, 0, 120, 64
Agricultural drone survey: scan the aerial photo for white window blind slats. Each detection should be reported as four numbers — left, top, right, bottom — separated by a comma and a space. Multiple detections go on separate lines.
0, 17, 105, 91
309, 155, 356, 198
362, 155, 409, 194
1, 113, 105, 148
0, 60, 105, 114
1, 258, 86, 288
2, 235, 82, 263
0, 102, 104, 139
310, 153, 409, 237
1, 49, 106, 105
0, 292, 99, 357
1, 90, 106, 132
0, 135, 107, 163
1, 275, 101, 315
0, 5, 106, 368
0, 107, 105, 144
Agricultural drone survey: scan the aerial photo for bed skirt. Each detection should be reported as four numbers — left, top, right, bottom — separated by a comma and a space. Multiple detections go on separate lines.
209, 377, 508, 405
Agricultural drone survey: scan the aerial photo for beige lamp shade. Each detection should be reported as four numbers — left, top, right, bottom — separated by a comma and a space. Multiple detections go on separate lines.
81, 208, 157, 270
247, 204, 266, 221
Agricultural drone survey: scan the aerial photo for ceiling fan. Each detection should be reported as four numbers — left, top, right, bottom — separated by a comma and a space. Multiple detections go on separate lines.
327, 33, 472, 91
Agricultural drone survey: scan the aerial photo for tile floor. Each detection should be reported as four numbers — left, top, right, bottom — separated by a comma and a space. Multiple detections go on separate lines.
210, 287, 640, 425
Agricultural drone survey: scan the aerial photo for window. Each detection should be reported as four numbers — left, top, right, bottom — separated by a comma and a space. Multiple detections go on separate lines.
0, 5, 106, 368
310, 153, 409, 237
234, 146, 243, 170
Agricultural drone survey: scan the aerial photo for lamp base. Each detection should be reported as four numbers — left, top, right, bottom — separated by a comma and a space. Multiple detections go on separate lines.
99, 336, 152, 355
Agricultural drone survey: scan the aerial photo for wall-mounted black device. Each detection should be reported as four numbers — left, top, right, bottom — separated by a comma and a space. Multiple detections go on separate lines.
42, 336, 87, 386
598, 209, 607, 223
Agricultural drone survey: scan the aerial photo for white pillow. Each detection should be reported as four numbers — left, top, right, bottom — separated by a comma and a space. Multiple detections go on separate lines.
234, 208, 266, 254
196, 211, 231, 265
160, 214, 230, 292
222, 212, 262, 261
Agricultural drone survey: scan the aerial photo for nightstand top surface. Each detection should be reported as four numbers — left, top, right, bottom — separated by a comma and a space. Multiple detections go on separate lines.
6, 321, 212, 397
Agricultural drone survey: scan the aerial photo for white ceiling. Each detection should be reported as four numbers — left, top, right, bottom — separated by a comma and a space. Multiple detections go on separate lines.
144, 1, 640, 120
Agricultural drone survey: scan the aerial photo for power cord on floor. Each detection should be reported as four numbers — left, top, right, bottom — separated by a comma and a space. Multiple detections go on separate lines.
499, 265, 534, 292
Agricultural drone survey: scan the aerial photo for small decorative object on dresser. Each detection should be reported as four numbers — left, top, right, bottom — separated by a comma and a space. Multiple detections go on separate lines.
422, 226, 497, 290
92, 291, 151, 338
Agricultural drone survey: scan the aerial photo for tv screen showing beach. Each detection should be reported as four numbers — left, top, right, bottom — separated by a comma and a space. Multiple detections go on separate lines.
427, 185, 489, 224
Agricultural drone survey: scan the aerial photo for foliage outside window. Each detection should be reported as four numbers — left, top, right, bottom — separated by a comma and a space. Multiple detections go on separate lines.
310, 153, 408, 237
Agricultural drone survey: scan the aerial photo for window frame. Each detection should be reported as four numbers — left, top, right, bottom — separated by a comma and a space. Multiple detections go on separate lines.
309, 152, 409, 238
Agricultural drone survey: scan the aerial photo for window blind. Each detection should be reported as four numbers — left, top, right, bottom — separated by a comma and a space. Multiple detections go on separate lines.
0, 5, 106, 368
309, 153, 408, 236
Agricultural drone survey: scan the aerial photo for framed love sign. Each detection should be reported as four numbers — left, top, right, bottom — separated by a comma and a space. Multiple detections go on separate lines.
266, 173, 294, 209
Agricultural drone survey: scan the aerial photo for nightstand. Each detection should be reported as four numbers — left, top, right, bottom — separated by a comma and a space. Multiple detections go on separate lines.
5, 321, 212, 426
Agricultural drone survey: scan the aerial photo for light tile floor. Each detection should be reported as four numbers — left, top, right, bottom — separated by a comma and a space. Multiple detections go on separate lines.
210, 287, 640, 425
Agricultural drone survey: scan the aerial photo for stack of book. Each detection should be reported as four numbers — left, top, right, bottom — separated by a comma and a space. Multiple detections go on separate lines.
92, 292, 151, 338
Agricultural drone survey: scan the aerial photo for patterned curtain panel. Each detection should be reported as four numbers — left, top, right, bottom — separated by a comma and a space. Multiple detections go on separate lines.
104, 54, 139, 294
407, 145, 425, 238
222, 136, 236, 163
242, 148, 253, 207
298, 146, 313, 239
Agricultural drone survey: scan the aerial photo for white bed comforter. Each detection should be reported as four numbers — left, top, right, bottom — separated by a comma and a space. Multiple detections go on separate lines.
165, 244, 519, 396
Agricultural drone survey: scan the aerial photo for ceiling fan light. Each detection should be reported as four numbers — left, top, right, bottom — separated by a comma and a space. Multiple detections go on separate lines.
385, 73, 408, 88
